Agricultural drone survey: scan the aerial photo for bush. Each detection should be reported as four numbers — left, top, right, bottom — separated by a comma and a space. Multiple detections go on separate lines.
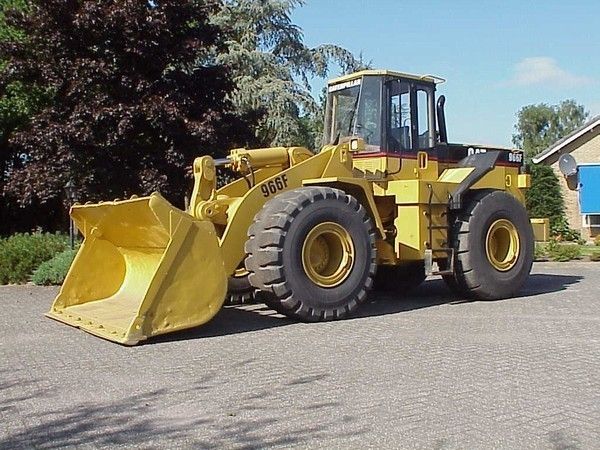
590, 251, 600, 262
526, 165, 582, 242
547, 243, 581, 262
534, 243, 547, 261
550, 216, 582, 243
594, 235, 600, 247
0, 232, 69, 284
31, 249, 77, 285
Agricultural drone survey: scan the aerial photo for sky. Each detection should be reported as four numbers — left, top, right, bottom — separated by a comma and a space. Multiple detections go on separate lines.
292, 0, 600, 147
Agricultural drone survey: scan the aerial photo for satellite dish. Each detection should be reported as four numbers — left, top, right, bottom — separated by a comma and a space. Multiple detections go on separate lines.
558, 154, 578, 177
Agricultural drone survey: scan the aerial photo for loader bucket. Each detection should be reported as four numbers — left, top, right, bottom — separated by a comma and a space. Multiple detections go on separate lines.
46, 193, 228, 345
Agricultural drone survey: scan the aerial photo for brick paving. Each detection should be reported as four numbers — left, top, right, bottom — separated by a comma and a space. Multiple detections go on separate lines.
0, 262, 598, 449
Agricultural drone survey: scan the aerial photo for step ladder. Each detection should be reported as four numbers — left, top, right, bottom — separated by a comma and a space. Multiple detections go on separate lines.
424, 183, 455, 277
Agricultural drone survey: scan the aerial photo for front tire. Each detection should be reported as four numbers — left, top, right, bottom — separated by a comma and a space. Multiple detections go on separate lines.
452, 190, 534, 299
245, 187, 377, 321
226, 269, 256, 305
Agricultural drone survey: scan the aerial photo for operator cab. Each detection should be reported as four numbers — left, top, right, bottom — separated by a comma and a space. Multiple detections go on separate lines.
323, 70, 447, 155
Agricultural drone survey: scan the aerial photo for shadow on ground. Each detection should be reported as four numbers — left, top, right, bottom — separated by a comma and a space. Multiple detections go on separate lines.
149, 303, 295, 344
150, 273, 582, 344
0, 370, 367, 449
516, 273, 583, 298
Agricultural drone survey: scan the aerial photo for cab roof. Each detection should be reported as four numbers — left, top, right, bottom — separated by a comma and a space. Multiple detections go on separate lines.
328, 69, 445, 86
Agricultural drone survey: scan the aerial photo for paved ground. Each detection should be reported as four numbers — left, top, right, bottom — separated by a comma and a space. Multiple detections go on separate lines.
0, 262, 599, 449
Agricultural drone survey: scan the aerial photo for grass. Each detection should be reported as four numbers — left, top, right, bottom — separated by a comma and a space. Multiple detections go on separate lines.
535, 242, 600, 262
579, 245, 600, 256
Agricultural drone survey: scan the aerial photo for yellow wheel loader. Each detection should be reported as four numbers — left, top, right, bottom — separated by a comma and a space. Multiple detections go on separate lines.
47, 69, 534, 345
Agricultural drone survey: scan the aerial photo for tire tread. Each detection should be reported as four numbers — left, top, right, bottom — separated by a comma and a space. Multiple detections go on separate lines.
245, 186, 377, 320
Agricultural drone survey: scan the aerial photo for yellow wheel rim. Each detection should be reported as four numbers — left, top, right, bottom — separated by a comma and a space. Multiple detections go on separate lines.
233, 267, 249, 278
485, 219, 520, 271
301, 222, 355, 288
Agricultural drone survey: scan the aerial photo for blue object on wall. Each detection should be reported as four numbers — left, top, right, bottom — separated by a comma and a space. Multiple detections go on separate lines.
578, 164, 600, 214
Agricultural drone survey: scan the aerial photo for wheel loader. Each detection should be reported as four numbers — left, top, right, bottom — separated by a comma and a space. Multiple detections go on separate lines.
47, 69, 534, 345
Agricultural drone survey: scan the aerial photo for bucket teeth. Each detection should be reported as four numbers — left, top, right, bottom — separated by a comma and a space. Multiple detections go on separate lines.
226, 290, 258, 305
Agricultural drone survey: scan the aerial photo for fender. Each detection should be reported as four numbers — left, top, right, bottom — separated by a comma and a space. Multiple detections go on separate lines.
302, 176, 386, 239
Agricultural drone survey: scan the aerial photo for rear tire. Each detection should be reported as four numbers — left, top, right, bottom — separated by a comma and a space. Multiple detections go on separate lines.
373, 262, 426, 293
245, 187, 377, 321
451, 190, 534, 299
438, 259, 467, 296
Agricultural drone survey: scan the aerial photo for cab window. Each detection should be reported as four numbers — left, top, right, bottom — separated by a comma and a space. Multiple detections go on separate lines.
351, 76, 382, 151
323, 76, 382, 152
387, 81, 411, 151
416, 88, 434, 148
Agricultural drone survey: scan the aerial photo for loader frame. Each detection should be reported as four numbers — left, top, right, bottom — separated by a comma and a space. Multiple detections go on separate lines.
48, 69, 533, 345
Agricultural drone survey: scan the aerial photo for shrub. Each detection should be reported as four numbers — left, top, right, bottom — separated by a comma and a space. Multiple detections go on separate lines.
550, 216, 582, 243
594, 235, 600, 247
526, 165, 562, 219
590, 251, 600, 262
31, 249, 77, 285
547, 243, 581, 262
0, 232, 69, 284
526, 165, 582, 242
526, 165, 565, 229
534, 243, 547, 261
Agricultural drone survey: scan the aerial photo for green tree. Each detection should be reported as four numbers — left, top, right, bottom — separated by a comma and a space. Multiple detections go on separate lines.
212, 0, 368, 148
0, 0, 255, 233
512, 100, 588, 239
0, 0, 56, 233
0, 0, 27, 46
527, 164, 565, 223
512, 100, 588, 159
0, 0, 48, 179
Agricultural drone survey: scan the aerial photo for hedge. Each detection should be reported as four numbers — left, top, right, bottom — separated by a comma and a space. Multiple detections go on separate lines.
0, 232, 69, 284
31, 249, 77, 285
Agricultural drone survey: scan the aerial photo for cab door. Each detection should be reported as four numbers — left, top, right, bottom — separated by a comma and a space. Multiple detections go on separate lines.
413, 83, 436, 151
385, 79, 412, 153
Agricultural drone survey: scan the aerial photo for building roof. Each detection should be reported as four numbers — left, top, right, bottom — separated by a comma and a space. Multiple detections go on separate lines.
532, 115, 600, 164
328, 70, 445, 86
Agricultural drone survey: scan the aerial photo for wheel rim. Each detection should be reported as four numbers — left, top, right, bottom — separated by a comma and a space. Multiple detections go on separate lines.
233, 267, 249, 278
485, 219, 520, 271
301, 222, 355, 288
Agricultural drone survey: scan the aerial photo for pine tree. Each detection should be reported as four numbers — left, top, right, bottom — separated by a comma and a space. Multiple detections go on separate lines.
212, 0, 368, 148
525, 165, 564, 223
